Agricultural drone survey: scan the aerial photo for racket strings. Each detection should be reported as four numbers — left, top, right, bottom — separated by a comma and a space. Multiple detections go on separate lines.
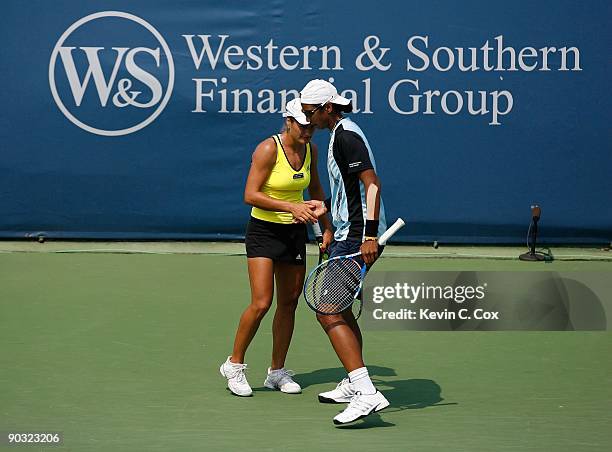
304, 258, 363, 314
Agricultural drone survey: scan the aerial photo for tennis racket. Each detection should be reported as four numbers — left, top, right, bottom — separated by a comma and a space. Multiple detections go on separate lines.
303, 218, 405, 316
311, 221, 363, 318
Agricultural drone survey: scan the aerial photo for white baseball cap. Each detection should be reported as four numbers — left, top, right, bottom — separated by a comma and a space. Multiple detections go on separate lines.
282, 98, 310, 125
300, 79, 352, 111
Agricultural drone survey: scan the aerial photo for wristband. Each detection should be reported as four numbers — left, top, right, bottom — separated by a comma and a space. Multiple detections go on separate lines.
365, 219, 379, 237
364, 236, 378, 242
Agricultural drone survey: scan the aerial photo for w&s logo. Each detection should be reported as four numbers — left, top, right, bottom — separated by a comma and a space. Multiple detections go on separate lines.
49, 11, 174, 136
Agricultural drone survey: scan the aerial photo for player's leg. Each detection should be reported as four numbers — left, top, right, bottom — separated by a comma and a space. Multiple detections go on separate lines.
341, 308, 362, 350
317, 313, 389, 423
270, 261, 304, 369
338, 244, 384, 351
317, 238, 365, 371
263, 261, 304, 393
317, 240, 389, 423
220, 257, 274, 396
231, 257, 275, 362
316, 313, 364, 371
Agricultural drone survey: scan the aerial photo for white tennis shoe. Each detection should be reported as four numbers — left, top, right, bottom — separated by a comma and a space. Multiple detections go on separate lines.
264, 367, 302, 394
220, 357, 252, 397
318, 378, 355, 403
332, 391, 390, 425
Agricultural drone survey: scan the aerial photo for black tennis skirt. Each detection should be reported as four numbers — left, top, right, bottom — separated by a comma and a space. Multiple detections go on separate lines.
245, 217, 307, 265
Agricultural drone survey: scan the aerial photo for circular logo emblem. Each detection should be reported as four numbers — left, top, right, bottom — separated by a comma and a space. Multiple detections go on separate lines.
49, 11, 174, 136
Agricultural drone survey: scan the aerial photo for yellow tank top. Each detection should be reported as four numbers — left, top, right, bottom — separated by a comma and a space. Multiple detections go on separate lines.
251, 135, 311, 224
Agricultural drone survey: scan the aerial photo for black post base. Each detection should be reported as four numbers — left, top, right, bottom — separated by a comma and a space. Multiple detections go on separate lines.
519, 251, 547, 261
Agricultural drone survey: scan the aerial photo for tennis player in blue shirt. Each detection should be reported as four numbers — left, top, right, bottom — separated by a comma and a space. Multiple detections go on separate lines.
300, 79, 390, 425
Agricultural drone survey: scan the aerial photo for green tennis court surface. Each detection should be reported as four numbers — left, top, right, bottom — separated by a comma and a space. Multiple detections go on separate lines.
1, 246, 611, 451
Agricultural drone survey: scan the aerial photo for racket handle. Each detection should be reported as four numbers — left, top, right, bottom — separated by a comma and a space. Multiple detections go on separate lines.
311, 221, 323, 239
378, 218, 405, 245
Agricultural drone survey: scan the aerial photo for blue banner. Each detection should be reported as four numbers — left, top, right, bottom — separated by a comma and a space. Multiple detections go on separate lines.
1, 1, 610, 243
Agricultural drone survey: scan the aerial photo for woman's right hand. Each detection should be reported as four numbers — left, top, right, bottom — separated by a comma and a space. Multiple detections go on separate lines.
303, 199, 327, 218
290, 202, 318, 223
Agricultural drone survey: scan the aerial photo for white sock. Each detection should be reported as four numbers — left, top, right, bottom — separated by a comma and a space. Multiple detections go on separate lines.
348, 367, 376, 395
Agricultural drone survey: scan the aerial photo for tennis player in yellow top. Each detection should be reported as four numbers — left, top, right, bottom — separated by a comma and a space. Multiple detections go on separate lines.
220, 98, 331, 396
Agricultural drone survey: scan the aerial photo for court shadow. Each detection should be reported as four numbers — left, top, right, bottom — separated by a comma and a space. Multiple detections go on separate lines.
332, 379, 452, 429
372, 377, 454, 412
334, 413, 395, 430
291, 366, 453, 429
295, 366, 453, 413
333, 378, 452, 429
294, 365, 397, 390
